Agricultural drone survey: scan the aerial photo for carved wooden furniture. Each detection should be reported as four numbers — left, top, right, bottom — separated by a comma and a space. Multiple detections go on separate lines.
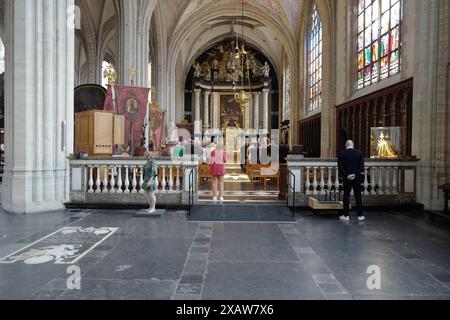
298, 114, 321, 158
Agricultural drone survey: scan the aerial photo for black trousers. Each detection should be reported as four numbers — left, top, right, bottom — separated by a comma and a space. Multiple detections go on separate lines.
343, 176, 364, 217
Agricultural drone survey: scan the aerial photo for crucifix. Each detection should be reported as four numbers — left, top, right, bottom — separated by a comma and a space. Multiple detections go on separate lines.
129, 67, 137, 86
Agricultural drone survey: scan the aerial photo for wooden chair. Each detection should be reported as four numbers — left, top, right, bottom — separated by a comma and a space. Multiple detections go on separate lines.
248, 164, 280, 191
198, 164, 211, 183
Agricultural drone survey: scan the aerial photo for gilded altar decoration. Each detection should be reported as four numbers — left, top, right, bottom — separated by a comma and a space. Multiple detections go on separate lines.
370, 127, 401, 159
235, 90, 250, 109
189, 39, 265, 83
148, 100, 165, 152
103, 63, 117, 86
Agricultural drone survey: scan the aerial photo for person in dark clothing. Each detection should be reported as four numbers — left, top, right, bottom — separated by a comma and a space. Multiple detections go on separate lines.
279, 144, 290, 164
338, 140, 366, 222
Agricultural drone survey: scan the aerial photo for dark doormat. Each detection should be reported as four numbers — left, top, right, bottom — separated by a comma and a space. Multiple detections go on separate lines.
188, 205, 296, 222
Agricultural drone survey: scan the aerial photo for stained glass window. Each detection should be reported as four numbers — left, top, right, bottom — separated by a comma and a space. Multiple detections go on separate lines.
307, 3, 323, 113
357, 0, 402, 90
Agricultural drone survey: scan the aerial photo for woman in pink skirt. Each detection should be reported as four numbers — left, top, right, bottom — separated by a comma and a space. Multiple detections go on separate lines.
209, 142, 227, 203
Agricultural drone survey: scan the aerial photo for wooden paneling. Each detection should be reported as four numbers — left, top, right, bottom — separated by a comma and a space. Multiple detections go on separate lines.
336, 78, 413, 157
298, 114, 321, 158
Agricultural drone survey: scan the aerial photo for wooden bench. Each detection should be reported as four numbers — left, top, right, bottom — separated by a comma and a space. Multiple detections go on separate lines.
308, 197, 344, 211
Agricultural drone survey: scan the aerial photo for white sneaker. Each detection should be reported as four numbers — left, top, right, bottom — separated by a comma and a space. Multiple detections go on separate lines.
219, 197, 225, 203
358, 216, 366, 222
213, 197, 218, 203
339, 215, 350, 222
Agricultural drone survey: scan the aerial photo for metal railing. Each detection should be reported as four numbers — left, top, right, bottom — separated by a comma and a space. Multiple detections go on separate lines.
287, 169, 296, 216
188, 169, 195, 216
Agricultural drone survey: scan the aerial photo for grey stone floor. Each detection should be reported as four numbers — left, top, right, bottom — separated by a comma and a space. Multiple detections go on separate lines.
0, 207, 450, 300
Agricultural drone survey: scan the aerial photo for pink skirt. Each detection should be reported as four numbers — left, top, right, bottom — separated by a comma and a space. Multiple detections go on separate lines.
210, 150, 226, 177
210, 164, 226, 177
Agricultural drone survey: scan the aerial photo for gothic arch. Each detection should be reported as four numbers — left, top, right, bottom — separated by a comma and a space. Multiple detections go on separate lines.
113, 0, 156, 85
166, 1, 297, 124
76, 0, 101, 84
98, 16, 117, 66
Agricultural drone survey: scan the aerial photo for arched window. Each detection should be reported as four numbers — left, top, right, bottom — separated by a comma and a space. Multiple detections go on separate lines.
307, 3, 323, 113
357, 0, 402, 90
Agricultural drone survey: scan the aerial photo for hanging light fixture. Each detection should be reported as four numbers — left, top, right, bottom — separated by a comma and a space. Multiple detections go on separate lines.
234, 0, 251, 109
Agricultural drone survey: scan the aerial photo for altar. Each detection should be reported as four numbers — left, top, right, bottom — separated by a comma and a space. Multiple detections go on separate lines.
185, 38, 276, 132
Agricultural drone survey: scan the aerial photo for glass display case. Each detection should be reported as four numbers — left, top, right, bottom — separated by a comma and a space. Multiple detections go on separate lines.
370, 127, 401, 159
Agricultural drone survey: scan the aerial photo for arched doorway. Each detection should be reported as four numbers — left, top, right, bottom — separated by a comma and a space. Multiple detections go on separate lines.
184, 39, 282, 204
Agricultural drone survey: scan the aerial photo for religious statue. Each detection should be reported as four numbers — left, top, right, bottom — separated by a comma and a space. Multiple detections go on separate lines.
143, 153, 159, 214
193, 62, 202, 78
376, 132, 398, 159
263, 61, 270, 78
205, 66, 212, 80
246, 57, 251, 70
169, 121, 178, 142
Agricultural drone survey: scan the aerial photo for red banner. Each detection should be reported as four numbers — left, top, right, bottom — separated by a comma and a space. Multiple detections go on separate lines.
103, 86, 115, 113
113, 85, 150, 153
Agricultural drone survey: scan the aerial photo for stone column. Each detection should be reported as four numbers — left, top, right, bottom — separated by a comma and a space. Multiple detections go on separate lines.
253, 92, 261, 130
114, 0, 156, 86
245, 101, 250, 130
212, 92, 220, 129
412, 0, 450, 211
194, 89, 201, 131
2, 0, 75, 214
262, 88, 270, 131
204, 91, 211, 128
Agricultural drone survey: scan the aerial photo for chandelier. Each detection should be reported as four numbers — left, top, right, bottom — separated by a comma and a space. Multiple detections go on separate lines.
234, 0, 251, 109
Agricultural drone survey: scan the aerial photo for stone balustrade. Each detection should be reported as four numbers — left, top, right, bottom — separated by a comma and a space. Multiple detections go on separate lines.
68, 156, 199, 206
287, 156, 419, 207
